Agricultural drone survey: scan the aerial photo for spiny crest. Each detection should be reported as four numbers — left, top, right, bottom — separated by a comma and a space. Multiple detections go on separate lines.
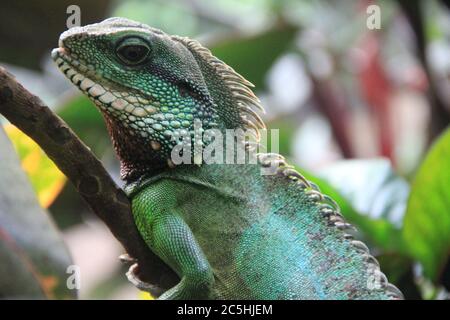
257, 153, 404, 300
171, 36, 266, 142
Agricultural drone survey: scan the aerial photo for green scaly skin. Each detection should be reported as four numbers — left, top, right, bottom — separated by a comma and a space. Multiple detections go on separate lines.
52, 17, 403, 300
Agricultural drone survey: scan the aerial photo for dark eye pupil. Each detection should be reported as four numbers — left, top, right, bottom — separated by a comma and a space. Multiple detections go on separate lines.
118, 45, 148, 64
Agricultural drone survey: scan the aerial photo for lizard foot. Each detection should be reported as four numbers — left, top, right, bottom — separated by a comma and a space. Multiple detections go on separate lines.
126, 263, 161, 295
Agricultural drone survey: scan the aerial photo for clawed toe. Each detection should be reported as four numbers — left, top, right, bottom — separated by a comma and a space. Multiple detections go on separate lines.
126, 263, 159, 293
119, 253, 136, 264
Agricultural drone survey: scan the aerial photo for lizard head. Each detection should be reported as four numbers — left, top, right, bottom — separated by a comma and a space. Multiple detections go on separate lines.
52, 17, 264, 180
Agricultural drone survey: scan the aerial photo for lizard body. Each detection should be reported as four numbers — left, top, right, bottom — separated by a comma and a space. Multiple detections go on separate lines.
52, 17, 403, 300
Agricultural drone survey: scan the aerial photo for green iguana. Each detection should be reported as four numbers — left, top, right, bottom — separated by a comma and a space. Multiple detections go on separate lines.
52, 17, 403, 300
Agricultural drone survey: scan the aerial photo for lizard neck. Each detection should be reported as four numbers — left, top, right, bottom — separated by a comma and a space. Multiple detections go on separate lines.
105, 116, 167, 181
107, 111, 254, 183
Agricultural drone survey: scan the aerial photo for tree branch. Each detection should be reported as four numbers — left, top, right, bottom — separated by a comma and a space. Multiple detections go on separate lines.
397, 0, 450, 142
0, 66, 178, 296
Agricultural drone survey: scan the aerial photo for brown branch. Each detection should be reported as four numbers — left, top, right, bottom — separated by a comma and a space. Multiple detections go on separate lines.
0, 66, 178, 296
397, 0, 450, 142
311, 77, 354, 158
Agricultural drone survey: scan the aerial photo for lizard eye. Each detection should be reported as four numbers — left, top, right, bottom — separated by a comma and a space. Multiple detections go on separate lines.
116, 37, 150, 65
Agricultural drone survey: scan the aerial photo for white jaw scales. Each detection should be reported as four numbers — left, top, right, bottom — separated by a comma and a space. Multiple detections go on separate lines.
52, 48, 157, 118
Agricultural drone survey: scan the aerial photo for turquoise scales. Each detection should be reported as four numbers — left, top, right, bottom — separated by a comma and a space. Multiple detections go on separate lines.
52, 17, 403, 300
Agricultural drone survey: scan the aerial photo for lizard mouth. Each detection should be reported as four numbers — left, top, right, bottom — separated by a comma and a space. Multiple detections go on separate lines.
51, 47, 158, 118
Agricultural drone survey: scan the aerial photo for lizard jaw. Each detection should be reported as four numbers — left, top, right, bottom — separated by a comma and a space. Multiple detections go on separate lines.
51, 47, 157, 118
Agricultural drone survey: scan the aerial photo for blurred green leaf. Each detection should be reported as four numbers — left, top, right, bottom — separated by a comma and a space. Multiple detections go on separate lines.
403, 127, 450, 281
0, 127, 75, 299
210, 23, 298, 89
265, 117, 299, 157
317, 159, 409, 226
4, 125, 66, 208
56, 94, 110, 156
